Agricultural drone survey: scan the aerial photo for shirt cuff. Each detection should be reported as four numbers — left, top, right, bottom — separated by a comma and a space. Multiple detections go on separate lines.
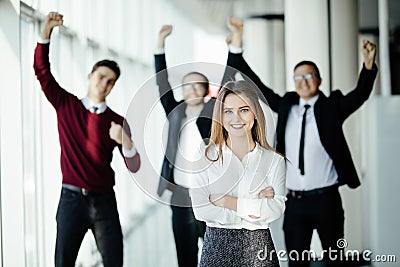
38, 37, 50, 44
123, 145, 137, 158
154, 48, 165, 55
236, 198, 262, 218
229, 45, 243, 54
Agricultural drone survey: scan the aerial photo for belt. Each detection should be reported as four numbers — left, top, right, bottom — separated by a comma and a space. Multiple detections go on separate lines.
288, 184, 338, 199
62, 184, 90, 196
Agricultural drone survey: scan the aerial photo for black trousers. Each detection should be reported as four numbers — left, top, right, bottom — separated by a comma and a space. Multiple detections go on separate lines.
171, 188, 206, 267
283, 187, 346, 267
55, 188, 123, 267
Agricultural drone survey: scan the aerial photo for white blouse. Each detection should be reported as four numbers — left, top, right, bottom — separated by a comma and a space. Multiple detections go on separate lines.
189, 143, 286, 230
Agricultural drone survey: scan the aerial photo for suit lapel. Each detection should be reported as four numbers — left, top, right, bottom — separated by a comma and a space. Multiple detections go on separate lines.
196, 98, 215, 142
165, 101, 186, 161
276, 93, 299, 153
313, 91, 326, 131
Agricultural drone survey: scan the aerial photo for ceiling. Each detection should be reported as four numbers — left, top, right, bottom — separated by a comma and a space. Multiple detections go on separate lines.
169, 0, 400, 35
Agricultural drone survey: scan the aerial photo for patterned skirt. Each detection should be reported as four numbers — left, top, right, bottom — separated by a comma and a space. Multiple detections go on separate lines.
200, 226, 280, 267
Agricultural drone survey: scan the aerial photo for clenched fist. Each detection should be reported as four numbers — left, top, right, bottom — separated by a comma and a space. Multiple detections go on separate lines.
361, 40, 376, 70
40, 12, 63, 40
226, 17, 244, 48
157, 25, 173, 49
109, 121, 123, 144
227, 17, 243, 34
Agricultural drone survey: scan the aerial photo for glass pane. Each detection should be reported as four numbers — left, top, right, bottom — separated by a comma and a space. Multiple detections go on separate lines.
20, 17, 39, 267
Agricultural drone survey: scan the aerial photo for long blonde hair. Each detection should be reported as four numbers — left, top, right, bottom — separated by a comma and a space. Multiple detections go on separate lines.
205, 80, 275, 162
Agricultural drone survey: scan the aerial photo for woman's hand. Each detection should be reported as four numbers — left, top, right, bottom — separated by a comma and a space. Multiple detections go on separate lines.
209, 194, 237, 211
258, 186, 275, 199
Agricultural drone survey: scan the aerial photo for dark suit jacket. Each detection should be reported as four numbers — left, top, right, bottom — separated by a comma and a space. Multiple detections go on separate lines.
227, 52, 378, 189
155, 54, 232, 197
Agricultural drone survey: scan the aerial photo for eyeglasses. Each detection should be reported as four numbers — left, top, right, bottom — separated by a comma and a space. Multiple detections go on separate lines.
293, 73, 317, 82
182, 83, 204, 91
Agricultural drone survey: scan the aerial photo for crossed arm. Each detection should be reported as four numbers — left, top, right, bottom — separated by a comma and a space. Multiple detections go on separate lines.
190, 155, 286, 225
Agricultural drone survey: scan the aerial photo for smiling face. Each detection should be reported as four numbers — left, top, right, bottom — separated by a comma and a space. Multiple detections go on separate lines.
293, 64, 321, 101
182, 73, 208, 106
88, 66, 117, 103
222, 93, 255, 140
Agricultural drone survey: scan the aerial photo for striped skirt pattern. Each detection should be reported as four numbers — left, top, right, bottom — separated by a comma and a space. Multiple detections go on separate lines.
199, 226, 280, 267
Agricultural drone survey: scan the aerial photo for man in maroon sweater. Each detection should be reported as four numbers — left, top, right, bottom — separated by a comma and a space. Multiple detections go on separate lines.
34, 12, 140, 267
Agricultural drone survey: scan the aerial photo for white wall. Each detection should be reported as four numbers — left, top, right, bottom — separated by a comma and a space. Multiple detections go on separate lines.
0, 1, 26, 266
364, 97, 400, 266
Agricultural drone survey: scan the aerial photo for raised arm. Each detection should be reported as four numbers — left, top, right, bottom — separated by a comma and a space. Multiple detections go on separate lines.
33, 12, 71, 110
40, 12, 63, 40
338, 40, 378, 120
217, 35, 237, 89
155, 25, 179, 116
226, 18, 282, 112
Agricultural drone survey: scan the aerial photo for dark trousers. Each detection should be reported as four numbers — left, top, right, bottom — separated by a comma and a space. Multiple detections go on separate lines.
283, 188, 346, 267
55, 188, 123, 267
171, 205, 206, 267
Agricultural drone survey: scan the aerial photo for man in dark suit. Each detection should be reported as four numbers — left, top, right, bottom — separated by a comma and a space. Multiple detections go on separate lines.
226, 18, 378, 267
154, 25, 227, 267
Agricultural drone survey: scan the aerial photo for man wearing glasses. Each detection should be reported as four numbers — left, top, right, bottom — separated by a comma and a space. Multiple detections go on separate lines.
154, 25, 220, 267
226, 18, 378, 267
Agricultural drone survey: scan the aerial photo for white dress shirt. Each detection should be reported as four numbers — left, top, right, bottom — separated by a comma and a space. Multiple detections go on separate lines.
190, 143, 286, 230
173, 108, 204, 188
285, 95, 338, 190
81, 96, 108, 114
154, 47, 165, 55
38, 37, 50, 44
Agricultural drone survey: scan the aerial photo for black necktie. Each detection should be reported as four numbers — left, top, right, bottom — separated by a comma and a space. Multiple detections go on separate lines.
91, 106, 99, 113
299, 104, 310, 175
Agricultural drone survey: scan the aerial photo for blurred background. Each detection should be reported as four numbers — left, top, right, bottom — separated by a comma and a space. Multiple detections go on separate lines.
0, 0, 399, 266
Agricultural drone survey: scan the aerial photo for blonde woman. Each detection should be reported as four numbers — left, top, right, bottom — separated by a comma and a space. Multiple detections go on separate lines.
190, 80, 286, 267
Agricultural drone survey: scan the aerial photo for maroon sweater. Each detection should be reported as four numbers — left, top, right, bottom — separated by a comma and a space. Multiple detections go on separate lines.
34, 43, 140, 192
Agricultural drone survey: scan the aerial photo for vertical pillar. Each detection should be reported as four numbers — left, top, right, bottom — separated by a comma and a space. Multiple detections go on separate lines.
330, 0, 365, 252
284, 0, 330, 94
378, 0, 392, 96
243, 19, 273, 89
243, 17, 285, 146
244, 17, 286, 95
